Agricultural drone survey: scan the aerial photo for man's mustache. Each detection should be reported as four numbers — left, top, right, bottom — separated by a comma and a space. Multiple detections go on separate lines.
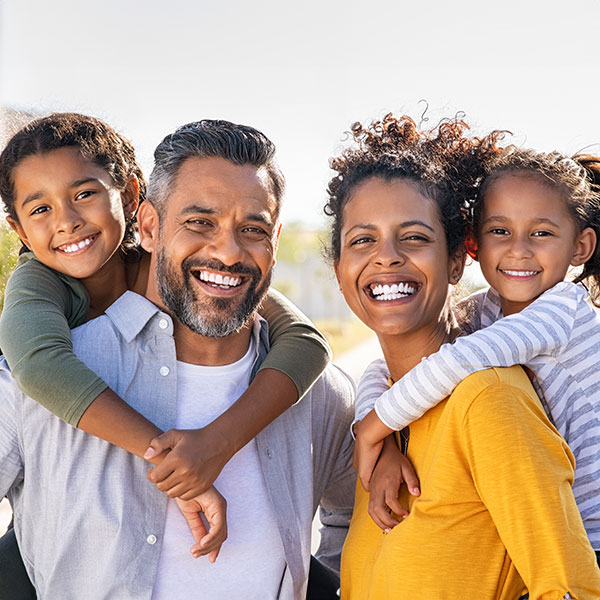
181, 257, 262, 280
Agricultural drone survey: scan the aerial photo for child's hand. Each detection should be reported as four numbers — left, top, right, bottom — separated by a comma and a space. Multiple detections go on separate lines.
367, 436, 420, 531
145, 426, 233, 500
353, 409, 395, 490
175, 486, 228, 563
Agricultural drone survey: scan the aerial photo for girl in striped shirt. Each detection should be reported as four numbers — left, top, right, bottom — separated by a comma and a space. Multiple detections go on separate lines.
354, 147, 600, 563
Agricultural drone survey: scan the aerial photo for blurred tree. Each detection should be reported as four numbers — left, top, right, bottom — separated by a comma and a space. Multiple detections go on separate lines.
0, 225, 21, 310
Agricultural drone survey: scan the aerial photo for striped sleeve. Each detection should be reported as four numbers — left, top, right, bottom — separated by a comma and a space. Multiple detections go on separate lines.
375, 281, 581, 431
354, 359, 389, 428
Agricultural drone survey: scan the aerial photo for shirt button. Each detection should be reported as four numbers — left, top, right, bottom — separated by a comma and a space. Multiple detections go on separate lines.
160, 366, 170, 377
266, 448, 273, 459
159, 318, 168, 330
286, 530, 293, 542
146, 534, 157, 545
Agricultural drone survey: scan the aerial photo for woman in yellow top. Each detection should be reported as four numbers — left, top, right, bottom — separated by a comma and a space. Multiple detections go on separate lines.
324, 114, 600, 598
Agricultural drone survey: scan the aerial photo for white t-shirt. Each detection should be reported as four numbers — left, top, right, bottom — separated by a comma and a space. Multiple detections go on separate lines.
152, 341, 286, 599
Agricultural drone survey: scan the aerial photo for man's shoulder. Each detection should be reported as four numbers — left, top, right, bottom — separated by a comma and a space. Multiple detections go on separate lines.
304, 363, 355, 431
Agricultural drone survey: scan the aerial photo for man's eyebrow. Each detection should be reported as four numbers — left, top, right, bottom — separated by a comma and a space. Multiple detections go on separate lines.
246, 212, 272, 226
180, 205, 217, 216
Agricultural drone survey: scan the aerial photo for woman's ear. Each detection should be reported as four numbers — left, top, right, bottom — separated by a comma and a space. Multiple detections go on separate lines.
448, 245, 467, 285
571, 227, 597, 266
6, 216, 32, 250
122, 175, 140, 219
333, 260, 343, 293
137, 201, 159, 253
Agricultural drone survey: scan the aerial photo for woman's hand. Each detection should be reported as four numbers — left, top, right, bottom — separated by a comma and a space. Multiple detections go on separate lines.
145, 426, 234, 500
367, 436, 420, 531
353, 409, 395, 489
175, 486, 228, 563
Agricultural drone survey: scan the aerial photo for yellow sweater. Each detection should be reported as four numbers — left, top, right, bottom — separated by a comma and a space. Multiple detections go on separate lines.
341, 367, 600, 599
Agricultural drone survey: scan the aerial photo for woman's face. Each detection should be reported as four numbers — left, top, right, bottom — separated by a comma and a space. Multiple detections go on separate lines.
334, 177, 463, 338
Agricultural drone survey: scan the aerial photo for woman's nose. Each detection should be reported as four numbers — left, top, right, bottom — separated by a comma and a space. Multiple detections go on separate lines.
374, 238, 405, 267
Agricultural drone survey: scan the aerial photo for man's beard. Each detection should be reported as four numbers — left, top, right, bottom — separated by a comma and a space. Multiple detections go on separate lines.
156, 247, 271, 338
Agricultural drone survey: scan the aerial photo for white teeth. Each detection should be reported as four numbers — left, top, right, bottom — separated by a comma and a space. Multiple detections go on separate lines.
198, 270, 242, 288
370, 281, 417, 300
59, 236, 94, 253
502, 270, 538, 277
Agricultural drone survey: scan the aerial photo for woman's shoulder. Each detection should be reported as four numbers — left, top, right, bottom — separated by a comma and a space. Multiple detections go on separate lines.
449, 366, 543, 420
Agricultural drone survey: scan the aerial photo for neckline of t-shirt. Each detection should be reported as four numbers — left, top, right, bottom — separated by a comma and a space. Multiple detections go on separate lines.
175, 337, 255, 377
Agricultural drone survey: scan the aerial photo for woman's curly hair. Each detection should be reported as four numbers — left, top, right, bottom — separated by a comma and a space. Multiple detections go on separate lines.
0, 113, 146, 254
324, 113, 503, 262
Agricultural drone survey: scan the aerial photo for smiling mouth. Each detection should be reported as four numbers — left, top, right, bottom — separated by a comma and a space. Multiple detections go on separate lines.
368, 281, 419, 301
56, 235, 97, 254
193, 269, 243, 290
499, 269, 540, 278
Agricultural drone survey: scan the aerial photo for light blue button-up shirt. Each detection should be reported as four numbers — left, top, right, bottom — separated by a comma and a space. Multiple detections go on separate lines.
0, 291, 356, 599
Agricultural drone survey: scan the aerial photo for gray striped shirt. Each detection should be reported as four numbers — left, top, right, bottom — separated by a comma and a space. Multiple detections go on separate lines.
356, 281, 600, 549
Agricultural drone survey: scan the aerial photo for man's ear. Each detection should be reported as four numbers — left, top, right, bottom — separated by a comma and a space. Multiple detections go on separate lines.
272, 223, 282, 267
6, 217, 32, 250
138, 201, 159, 253
122, 175, 140, 219
571, 226, 596, 266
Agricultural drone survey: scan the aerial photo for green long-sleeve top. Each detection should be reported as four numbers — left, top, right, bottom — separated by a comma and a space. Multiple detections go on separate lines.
0, 253, 331, 426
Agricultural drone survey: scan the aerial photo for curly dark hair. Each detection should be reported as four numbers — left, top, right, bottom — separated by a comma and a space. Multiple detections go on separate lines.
0, 112, 147, 253
324, 113, 502, 262
474, 147, 600, 305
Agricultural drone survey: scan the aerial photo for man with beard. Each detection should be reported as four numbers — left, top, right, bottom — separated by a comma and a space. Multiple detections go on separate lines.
0, 120, 355, 599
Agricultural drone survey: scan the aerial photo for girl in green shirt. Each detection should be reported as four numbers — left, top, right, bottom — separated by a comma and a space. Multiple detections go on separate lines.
0, 113, 330, 559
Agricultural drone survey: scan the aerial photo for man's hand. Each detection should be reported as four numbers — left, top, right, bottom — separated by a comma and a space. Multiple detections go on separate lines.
353, 409, 394, 490
367, 436, 420, 531
175, 486, 228, 563
144, 426, 233, 500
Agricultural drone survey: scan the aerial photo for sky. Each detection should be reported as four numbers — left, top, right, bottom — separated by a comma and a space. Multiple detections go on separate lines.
1, 0, 599, 227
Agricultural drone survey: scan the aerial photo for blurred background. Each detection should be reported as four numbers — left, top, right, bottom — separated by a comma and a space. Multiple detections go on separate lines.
1, 0, 599, 534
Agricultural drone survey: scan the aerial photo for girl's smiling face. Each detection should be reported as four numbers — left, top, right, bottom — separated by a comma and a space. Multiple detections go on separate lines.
334, 177, 464, 341
8, 146, 138, 280
476, 173, 596, 315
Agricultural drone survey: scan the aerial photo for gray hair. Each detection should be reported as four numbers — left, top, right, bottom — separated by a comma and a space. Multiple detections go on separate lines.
147, 119, 285, 218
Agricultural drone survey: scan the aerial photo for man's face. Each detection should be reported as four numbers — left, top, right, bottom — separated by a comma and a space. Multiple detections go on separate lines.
150, 156, 280, 337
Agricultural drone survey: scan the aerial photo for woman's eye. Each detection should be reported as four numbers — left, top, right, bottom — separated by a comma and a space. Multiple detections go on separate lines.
75, 190, 94, 201
401, 234, 428, 242
532, 230, 553, 237
349, 236, 374, 246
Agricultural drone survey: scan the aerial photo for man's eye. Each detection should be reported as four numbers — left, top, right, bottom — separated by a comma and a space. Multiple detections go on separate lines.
242, 226, 268, 236
532, 230, 553, 237
186, 219, 211, 227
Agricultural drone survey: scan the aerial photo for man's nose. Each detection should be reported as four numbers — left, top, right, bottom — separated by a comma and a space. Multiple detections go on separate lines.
55, 203, 85, 234
206, 227, 245, 266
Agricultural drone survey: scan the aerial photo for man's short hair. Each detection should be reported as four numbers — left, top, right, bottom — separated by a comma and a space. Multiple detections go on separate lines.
147, 120, 285, 219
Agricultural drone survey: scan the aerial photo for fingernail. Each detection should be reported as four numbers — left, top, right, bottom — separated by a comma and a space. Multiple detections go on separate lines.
144, 447, 155, 459
412, 487, 420, 495
382, 528, 391, 534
